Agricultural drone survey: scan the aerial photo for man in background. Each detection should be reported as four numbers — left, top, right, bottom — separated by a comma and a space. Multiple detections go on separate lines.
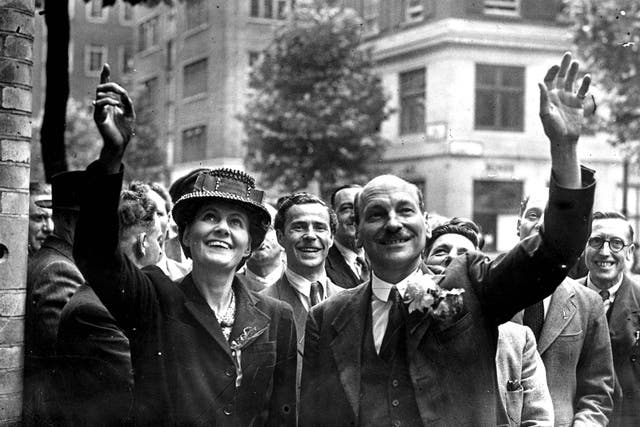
28, 182, 53, 257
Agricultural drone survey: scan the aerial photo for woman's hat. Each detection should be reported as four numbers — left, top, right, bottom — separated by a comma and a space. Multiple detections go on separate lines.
172, 168, 271, 251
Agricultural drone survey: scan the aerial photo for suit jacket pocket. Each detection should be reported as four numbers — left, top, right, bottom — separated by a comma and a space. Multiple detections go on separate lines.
555, 329, 583, 342
504, 389, 523, 426
435, 312, 473, 343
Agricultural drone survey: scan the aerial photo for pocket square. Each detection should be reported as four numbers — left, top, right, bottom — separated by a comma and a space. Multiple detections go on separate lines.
506, 379, 522, 392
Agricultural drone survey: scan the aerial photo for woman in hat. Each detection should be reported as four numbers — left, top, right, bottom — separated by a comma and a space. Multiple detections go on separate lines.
73, 66, 297, 426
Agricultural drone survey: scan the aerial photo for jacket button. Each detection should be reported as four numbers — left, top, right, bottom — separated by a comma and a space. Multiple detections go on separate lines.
391, 399, 399, 407
223, 404, 232, 416
225, 368, 233, 377
391, 420, 401, 427
391, 379, 399, 387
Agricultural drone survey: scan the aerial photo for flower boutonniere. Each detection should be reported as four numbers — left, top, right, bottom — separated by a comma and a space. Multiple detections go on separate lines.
404, 274, 465, 321
229, 325, 268, 388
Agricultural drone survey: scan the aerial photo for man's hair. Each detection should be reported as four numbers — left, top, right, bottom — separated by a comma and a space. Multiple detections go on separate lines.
274, 192, 338, 234
353, 177, 424, 226
118, 186, 158, 239
519, 195, 530, 218
425, 217, 481, 254
330, 184, 362, 209
592, 211, 634, 242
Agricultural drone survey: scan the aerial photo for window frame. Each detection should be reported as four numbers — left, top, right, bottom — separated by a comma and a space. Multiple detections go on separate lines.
179, 125, 208, 163
84, 44, 108, 77
249, 0, 288, 20
474, 63, 525, 132
483, 0, 521, 17
137, 15, 160, 53
86, 0, 108, 23
185, 0, 208, 30
119, 2, 134, 25
405, 0, 424, 23
399, 67, 427, 136
182, 57, 209, 99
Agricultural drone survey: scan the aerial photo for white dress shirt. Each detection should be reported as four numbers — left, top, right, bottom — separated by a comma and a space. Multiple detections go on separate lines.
285, 268, 328, 311
237, 263, 284, 289
587, 274, 623, 314
370, 269, 422, 353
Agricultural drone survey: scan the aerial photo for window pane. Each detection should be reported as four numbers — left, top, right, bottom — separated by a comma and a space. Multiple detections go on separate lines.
186, 0, 208, 29
277, 0, 287, 19
475, 64, 524, 131
264, 0, 273, 18
181, 126, 207, 162
250, 0, 260, 17
476, 65, 496, 86
399, 68, 426, 135
499, 92, 523, 129
183, 59, 208, 98
91, 0, 103, 17
475, 91, 496, 127
500, 67, 524, 87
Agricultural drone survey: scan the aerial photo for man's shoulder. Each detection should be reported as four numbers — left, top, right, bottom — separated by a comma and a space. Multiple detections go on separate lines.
312, 281, 367, 316
61, 285, 115, 323
260, 276, 287, 298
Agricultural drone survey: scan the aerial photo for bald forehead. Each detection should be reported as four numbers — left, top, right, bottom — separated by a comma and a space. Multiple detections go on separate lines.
521, 192, 548, 217
359, 175, 423, 211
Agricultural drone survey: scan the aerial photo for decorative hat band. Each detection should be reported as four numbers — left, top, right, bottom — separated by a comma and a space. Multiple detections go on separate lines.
193, 174, 265, 204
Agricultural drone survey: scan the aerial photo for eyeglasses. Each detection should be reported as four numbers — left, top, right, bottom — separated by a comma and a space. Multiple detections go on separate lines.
587, 236, 630, 253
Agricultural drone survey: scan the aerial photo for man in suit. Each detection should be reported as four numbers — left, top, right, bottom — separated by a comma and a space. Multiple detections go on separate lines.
55, 186, 167, 426
28, 182, 53, 258
238, 204, 285, 292
424, 218, 554, 426
578, 211, 640, 426
261, 193, 342, 388
517, 195, 614, 426
300, 52, 596, 426
326, 184, 369, 288
23, 171, 85, 426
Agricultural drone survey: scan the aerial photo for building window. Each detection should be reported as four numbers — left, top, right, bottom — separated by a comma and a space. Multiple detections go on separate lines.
180, 126, 207, 163
250, 0, 287, 19
186, 0, 208, 30
120, 2, 134, 24
475, 64, 524, 131
84, 44, 107, 76
166, 40, 175, 71
120, 46, 134, 74
138, 16, 159, 52
183, 59, 208, 98
363, 0, 379, 34
484, 0, 520, 17
405, 0, 424, 22
139, 77, 159, 110
399, 68, 426, 135
86, 0, 108, 22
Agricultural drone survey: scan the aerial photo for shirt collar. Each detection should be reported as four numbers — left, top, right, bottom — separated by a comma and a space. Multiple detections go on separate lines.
243, 263, 284, 285
587, 274, 623, 299
285, 268, 327, 298
333, 241, 363, 265
371, 269, 422, 302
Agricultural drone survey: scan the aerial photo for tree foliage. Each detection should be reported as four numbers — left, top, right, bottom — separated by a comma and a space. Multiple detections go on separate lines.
242, 7, 390, 193
564, 0, 640, 159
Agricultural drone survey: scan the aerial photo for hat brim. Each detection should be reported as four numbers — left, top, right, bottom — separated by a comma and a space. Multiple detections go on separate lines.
172, 191, 271, 249
34, 199, 52, 208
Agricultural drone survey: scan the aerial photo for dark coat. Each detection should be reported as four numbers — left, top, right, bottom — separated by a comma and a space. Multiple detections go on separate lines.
24, 235, 84, 426
325, 245, 364, 289
300, 168, 595, 427
56, 285, 134, 426
513, 279, 615, 426
74, 162, 297, 427
578, 274, 640, 426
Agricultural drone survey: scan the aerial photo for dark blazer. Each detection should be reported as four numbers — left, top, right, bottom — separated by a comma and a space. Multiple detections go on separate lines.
260, 274, 343, 390
325, 245, 363, 289
74, 162, 297, 427
24, 235, 84, 426
579, 275, 640, 426
300, 169, 595, 426
513, 279, 615, 426
56, 285, 134, 426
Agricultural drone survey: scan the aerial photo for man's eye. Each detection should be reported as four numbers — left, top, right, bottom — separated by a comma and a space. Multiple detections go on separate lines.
432, 249, 448, 256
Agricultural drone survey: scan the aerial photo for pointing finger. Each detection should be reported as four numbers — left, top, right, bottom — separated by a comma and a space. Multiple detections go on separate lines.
543, 65, 559, 91
564, 61, 579, 93
555, 52, 572, 89
100, 64, 111, 84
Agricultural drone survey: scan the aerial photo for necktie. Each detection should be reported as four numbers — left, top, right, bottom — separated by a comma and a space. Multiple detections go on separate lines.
380, 286, 406, 362
356, 256, 369, 282
599, 290, 610, 302
523, 301, 544, 341
599, 289, 613, 322
309, 281, 323, 307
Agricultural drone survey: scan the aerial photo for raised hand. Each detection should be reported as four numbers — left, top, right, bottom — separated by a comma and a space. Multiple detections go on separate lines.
538, 52, 595, 144
93, 64, 135, 164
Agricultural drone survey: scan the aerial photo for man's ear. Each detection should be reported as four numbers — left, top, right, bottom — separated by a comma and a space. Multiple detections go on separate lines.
516, 218, 521, 237
626, 243, 636, 262
134, 232, 148, 259
276, 229, 285, 247
423, 212, 432, 241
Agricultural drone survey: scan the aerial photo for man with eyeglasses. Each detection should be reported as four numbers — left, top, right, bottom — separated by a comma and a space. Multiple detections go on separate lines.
578, 211, 640, 426
515, 193, 614, 426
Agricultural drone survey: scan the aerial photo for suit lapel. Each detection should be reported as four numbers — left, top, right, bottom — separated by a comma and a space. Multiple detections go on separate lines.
328, 245, 360, 285
180, 274, 234, 361
275, 276, 308, 352
329, 282, 370, 419
537, 281, 576, 355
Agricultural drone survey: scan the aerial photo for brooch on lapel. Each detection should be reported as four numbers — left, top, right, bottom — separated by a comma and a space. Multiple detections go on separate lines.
404, 274, 465, 321
230, 325, 268, 388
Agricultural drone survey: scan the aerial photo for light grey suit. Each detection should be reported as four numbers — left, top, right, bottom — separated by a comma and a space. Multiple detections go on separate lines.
515, 278, 615, 426
496, 322, 553, 426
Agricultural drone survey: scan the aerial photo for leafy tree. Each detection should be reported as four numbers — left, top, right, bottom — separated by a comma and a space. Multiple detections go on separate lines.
563, 0, 640, 159
242, 7, 391, 194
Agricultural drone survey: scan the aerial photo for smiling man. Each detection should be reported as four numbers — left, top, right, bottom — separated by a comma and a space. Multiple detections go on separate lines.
301, 52, 599, 426
326, 184, 368, 288
577, 211, 640, 426
261, 193, 343, 389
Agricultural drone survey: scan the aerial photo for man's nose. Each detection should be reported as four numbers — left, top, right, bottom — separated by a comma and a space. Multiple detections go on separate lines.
385, 212, 402, 233
44, 218, 54, 233
443, 254, 453, 267
303, 227, 318, 240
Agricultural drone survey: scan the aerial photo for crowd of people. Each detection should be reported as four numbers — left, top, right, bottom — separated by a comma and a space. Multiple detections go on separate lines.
21, 52, 640, 426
